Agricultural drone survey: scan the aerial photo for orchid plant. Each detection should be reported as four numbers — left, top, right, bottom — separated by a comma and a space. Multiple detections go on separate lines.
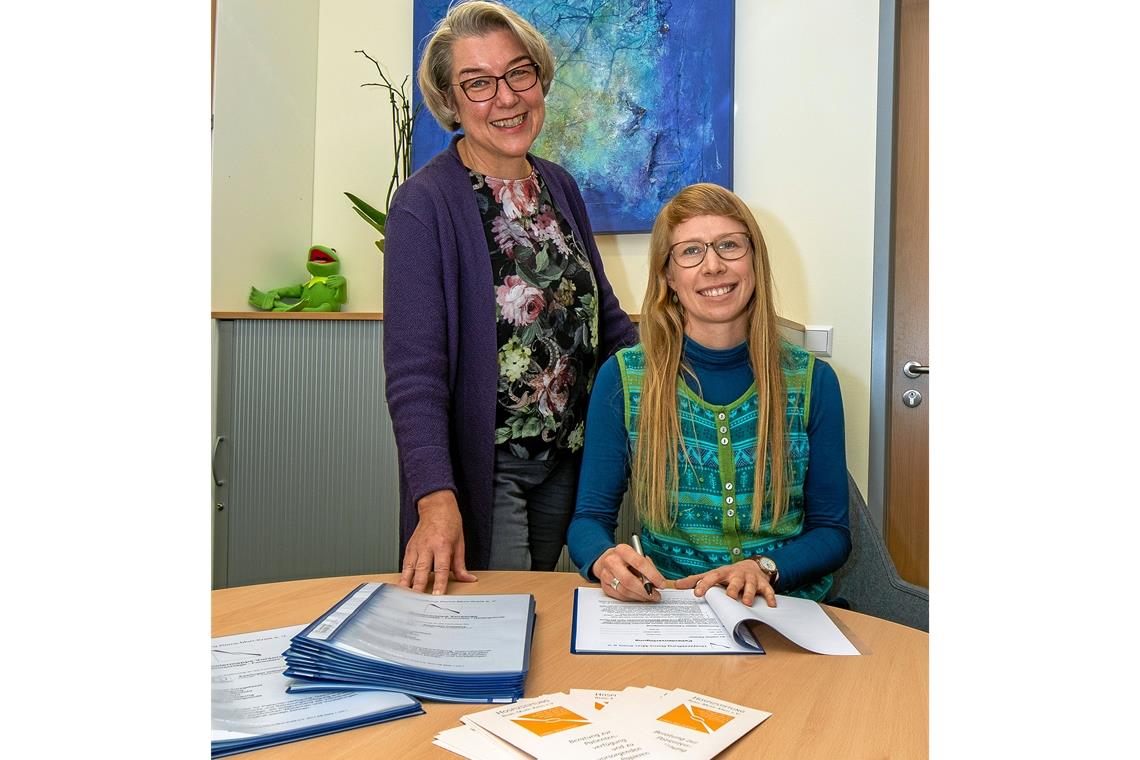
345, 50, 422, 253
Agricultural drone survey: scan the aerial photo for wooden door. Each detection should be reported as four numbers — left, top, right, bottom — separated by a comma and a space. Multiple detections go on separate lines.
885, 0, 929, 587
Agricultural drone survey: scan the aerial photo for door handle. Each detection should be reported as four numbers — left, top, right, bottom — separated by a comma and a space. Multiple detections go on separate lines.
213, 435, 225, 487
902, 361, 929, 378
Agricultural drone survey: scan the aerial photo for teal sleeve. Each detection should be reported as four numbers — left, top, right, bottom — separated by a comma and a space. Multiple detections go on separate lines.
567, 355, 629, 580
764, 359, 852, 592
568, 353, 852, 592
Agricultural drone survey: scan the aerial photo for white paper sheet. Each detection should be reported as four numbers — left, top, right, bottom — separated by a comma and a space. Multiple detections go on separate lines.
571, 588, 756, 653
434, 724, 533, 760
702, 586, 861, 655
313, 582, 535, 672
571, 586, 859, 656
211, 625, 419, 741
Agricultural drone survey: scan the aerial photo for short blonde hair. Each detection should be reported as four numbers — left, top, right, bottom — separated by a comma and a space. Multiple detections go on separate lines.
417, 0, 556, 132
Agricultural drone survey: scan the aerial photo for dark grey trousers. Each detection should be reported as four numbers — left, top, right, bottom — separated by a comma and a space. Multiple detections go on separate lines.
488, 450, 580, 571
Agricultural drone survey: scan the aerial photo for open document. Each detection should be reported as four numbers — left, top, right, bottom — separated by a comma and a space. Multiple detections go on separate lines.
211, 625, 422, 757
283, 583, 537, 702
571, 586, 859, 656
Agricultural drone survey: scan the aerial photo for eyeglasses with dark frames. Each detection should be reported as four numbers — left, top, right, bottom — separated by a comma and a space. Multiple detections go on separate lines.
669, 232, 752, 268
452, 62, 541, 103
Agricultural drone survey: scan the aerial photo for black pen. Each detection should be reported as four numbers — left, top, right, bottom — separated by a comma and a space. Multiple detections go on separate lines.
630, 534, 655, 596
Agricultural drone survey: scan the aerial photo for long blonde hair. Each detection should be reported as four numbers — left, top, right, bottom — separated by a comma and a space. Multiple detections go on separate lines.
634, 183, 789, 533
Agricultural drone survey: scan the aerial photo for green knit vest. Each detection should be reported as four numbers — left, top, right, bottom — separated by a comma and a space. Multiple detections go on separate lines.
618, 342, 831, 600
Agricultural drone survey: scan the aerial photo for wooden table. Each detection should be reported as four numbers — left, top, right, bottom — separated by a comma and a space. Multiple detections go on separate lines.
213, 571, 928, 758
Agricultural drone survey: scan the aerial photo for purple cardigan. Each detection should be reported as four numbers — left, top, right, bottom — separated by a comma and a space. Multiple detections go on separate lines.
383, 135, 638, 570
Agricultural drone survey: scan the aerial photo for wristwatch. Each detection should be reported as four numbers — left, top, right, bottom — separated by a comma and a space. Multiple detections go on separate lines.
752, 556, 779, 586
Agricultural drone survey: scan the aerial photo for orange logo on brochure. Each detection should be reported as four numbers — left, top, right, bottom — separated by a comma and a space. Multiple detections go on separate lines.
657, 703, 734, 733
511, 706, 591, 737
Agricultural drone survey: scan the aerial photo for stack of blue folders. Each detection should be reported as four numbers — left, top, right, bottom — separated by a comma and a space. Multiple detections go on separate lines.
283, 582, 537, 703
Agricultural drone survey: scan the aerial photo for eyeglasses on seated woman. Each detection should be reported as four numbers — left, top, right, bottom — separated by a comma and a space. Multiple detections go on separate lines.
568, 183, 853, 610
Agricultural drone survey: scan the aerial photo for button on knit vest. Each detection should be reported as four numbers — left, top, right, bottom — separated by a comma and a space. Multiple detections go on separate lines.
617, 342, 832, 600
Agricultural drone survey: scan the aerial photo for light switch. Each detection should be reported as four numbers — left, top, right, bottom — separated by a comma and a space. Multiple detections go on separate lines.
776, 322, 805, 347
804, 325, 833, 356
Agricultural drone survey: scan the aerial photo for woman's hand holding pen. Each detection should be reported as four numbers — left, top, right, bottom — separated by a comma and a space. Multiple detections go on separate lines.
591, 542, 667, 602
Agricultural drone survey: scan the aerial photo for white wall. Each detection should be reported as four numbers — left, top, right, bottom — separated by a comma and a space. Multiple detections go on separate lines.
214, 0, 880, 493
735, 0, 880, 494
212, 0, 320, 310
311, 0, 414, 309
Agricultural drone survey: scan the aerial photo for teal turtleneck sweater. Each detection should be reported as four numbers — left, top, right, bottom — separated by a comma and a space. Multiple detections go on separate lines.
567, 337, 851, 594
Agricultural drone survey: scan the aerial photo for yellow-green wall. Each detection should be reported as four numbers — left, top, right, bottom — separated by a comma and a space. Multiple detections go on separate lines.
212, 0, 321, 308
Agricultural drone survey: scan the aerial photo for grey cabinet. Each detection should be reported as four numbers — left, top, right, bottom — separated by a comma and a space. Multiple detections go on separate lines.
212, 319, 400, 588
211, 317, 645, 589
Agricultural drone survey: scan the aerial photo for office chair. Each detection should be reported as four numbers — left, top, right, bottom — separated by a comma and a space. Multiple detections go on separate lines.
830, 473, 929, 632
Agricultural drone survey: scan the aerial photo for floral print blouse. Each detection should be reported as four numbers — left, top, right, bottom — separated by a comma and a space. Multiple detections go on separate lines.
470, 168, 600, 461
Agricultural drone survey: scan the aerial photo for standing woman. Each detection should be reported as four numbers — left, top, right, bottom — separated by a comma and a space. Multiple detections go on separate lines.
568, 183, 851, 607
384, 1, 637, 594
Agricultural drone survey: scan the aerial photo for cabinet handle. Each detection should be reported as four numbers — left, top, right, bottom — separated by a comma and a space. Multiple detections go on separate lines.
213, 436, 225, 487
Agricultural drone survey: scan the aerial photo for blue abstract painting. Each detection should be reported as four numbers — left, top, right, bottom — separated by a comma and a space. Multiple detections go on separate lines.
411, 0, 734, 233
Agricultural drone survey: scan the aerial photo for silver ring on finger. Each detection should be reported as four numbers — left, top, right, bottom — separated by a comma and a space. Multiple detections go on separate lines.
610, 576, 621, 590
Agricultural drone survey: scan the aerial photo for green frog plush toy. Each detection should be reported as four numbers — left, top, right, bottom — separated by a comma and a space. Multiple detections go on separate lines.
249, 245, 347, 312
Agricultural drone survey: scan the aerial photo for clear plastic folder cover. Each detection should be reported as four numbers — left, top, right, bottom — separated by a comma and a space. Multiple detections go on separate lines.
304, 582, 536, 673
211, 625, 420, 742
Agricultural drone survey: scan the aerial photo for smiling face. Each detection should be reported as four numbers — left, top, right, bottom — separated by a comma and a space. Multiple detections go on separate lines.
450, 29, 545, 179
665, 215, 756, 348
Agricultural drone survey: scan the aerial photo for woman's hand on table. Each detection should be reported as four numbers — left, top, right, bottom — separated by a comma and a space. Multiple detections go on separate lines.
591, 544, 668, 602
675, 561, 776, 608
399, 490, 478, 595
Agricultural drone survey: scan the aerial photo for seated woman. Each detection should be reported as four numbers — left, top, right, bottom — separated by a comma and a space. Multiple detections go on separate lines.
567, 183, 851, 608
